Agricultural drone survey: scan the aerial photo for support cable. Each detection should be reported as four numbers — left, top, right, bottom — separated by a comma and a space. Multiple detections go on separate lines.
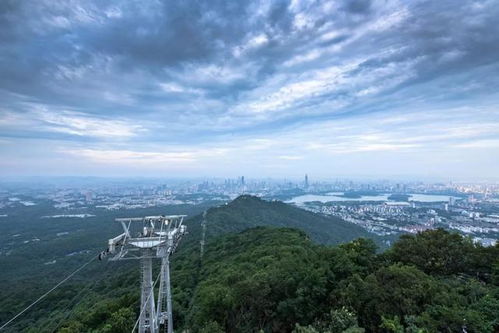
49, 278, 95, 333
0, 254, 97, 331
50, 261, 125, 333
131, 270, 162, 333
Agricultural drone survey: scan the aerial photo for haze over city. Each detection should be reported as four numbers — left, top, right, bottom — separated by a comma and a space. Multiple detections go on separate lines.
1, 0, 498, 179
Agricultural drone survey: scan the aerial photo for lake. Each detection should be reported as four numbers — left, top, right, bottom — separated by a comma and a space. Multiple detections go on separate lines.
288, 192, 461, 204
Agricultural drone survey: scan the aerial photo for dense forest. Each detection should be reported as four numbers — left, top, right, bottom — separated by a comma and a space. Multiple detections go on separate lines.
1, 196, 498, 332
185, 195, 375, 245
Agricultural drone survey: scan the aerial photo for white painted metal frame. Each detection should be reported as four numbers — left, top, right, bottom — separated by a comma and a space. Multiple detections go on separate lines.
107, 215, 187, 333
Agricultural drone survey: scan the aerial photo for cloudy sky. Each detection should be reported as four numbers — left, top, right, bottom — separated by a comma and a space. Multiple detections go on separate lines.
0, 0, 498, 180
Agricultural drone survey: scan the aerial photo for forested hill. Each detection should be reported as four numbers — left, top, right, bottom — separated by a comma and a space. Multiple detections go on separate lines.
184, 227, 499, 332
185, 195, 373, 245
2, 196, 498, 332
54, 227, 499, 333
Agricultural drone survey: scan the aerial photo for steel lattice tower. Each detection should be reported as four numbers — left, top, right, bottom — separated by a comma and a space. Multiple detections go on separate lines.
106, 215, 187, 333
200, 210, 207, 258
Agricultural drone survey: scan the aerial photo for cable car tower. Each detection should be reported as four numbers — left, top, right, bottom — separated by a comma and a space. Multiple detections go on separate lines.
106, 215, 187, 333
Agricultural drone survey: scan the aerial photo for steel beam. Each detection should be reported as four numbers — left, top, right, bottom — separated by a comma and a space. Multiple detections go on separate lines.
139, 250, 156, 333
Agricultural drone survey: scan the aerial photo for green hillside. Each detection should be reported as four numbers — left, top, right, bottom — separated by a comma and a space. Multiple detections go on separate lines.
1, 196, 371, 332
186, 195, 373, 245
50, 226, 499, 333
1, 196, 498, 333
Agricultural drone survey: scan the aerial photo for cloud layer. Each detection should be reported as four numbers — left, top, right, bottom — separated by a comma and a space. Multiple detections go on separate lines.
0, 0, 498, 179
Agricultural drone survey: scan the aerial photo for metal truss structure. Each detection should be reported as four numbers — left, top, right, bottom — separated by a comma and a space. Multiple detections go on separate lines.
106, 215, 187, 333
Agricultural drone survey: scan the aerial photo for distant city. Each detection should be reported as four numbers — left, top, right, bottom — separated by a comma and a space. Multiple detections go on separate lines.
1, 176, 498, 247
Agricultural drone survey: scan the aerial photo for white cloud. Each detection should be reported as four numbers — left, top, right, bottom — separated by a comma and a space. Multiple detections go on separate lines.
39, 111, 144, 138
232, 33, 269, 58
64, 149, 197, 163
159, 82, 203, 94
293, 12, 315, 30
278, 155, 303, 160
283, 49, 323, 67
173, 63, 252, 86
369, 7, 409, 32
452, 139, 499, 148
234, 54, 416, 117
159, 83, 185, 93
105, 7, 122, 19
247, 34, 268, 48
62, 146, 229, 164
0, 105, 145, 139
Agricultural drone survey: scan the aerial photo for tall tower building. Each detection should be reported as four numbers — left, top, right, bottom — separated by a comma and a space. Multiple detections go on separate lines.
304, 174, 309, 188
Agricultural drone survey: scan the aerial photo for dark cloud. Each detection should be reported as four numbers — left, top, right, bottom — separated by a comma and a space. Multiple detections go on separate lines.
0, 0, 21, 42
0, 0, 498, 144
344, 0, 372, 13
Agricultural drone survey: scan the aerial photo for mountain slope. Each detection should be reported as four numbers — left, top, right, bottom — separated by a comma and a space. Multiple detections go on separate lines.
186, 195, 374, 245
6, 200, 497, 333
180, 227, 499, 333
186, 227, 334, 332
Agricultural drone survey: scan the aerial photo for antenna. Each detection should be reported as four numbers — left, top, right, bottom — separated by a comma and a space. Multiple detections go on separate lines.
106, 215, 187, 333
200, 210, 207, 258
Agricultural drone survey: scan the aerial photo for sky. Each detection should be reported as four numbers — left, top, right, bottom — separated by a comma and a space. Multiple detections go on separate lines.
0, 0, 498, 180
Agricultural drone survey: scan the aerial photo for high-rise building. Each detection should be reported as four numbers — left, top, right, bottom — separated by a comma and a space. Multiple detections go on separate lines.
304, 174, 309, 188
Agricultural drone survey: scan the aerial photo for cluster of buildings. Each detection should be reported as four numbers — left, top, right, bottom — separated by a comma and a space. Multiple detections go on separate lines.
0, 177, 498, 245
300, 198, 499, 246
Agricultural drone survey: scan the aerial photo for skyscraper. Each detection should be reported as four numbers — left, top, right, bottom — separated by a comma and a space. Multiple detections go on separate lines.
304, 174, 309, 188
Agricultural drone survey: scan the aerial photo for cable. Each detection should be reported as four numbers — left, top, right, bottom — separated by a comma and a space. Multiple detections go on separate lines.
0, 254, 97, 331
131, 271, 162, 333
49, 280, 94, 333
50, 261, 124, 333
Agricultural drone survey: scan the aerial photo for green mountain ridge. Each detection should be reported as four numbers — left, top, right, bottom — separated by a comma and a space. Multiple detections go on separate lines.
186, 195, 374, 246
52, 225, 499, 333
1, 196, 498, 333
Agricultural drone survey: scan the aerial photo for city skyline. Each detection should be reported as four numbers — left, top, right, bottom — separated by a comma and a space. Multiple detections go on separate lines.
0, 0, 498, 179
